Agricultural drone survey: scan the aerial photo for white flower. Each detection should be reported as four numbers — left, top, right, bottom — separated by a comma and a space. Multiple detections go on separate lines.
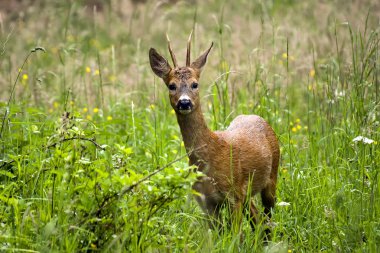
277, 201, 291, 207
352, 136, 375, 144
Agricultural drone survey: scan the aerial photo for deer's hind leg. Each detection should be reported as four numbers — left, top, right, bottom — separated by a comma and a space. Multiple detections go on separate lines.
260, 180, 276, 240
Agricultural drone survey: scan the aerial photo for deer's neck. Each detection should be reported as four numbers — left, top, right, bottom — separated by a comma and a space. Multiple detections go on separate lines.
176, 106, 213, 159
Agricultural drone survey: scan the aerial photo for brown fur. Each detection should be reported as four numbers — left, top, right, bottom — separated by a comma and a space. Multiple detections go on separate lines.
149, 41, 280, 233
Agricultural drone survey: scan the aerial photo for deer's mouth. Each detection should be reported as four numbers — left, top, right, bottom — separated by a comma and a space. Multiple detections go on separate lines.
177, 96, 193, 114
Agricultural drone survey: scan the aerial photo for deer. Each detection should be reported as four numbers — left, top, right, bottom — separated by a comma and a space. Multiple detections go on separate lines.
148, 33, 280, 236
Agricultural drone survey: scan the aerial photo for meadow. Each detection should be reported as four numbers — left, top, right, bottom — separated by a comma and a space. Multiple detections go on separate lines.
0, 0, 379, 252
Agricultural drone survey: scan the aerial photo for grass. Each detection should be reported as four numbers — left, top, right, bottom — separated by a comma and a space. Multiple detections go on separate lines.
0, 0, 379, 252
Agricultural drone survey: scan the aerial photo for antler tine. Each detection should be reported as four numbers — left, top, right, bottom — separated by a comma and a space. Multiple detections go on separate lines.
166, 33, 178, 68
186, 30, 193, 67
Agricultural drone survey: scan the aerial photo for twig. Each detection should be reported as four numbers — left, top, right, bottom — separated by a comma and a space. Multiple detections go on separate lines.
93, 145, 205, 216
0, 159, 15, 169
47, 136, 105, 150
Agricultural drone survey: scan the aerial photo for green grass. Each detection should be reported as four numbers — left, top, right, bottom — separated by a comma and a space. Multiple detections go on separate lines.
0, 0, 379, 252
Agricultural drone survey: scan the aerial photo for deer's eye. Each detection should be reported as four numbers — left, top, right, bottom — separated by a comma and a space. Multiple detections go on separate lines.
191, 82, 199, 89
168, 83, 177, 91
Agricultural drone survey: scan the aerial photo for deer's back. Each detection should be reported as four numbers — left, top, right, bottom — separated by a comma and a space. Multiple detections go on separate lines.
210, 114, 279, 197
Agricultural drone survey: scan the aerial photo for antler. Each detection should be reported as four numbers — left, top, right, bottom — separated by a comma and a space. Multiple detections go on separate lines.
166, 33, 178, 68
186, 30, 193, 67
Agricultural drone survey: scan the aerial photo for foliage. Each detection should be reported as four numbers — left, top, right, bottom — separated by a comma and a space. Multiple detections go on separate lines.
0, 0, 379, 252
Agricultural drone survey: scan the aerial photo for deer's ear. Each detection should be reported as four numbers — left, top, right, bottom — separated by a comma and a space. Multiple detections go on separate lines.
149, 48, 172, 79
190, 42, 214, 73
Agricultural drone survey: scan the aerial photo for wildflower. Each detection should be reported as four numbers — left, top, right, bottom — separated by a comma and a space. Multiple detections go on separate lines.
22, 74, 28, 80
282, 168, 288, 173
83, 107, 88, 113
70, 101, 74, 106
86, 115, 92, 120
107, 116, 113, 121
291, 127, 297, 133
288, 250, 292, 253
170, 109, 175, 115
309, 69, 315, 78
297, 125, 301, 130
93, 108, 99, 113
85, 67, 91, 73
108, 75, 116, 82
94, 69, 100, 75
277, 201, 290, 207
296, 118, 300, 123
180, 141, 185, 148
304, 126, 308, 130
53, 101, 59, 108
282, 53, 288, 59
352, 136, 375, 144
308, 84, 313, 91
149, 104, 155, 110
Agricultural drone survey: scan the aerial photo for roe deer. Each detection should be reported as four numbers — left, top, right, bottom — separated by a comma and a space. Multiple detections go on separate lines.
149, 33, 280, 234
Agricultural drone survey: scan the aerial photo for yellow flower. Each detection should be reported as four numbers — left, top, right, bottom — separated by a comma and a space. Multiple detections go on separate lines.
297, 125, 301, 130
291, 127, 297, 133
309, 69, 316, 78
282, 168, 288, 173
170, 109, 175, 115
53, 101, 59, 108
149, 104, 155, 110
282, 53, 288, 59
288, 249, 292, 253
304, 126, 308, 130
22, 74, 28, 80
296, 118, 301, 123
85, 67, 91, 73
308, 84, 313, 91
108, 75, 116, 82
86, 115, 92, 120
94, 69, 100, 75
107, 116, 113, 121
180, 142, 185, 148
83, 107, 88, 113
93, 108, 99, 113
70, 101, 74, 106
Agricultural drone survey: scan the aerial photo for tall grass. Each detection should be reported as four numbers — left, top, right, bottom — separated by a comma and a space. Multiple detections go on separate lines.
0, 0, 379, 252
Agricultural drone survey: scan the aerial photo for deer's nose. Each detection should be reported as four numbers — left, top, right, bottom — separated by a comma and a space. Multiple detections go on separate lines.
177, 95, 193, 111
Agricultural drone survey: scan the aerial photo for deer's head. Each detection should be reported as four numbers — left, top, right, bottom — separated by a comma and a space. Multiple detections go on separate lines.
149, 33, 213, 115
